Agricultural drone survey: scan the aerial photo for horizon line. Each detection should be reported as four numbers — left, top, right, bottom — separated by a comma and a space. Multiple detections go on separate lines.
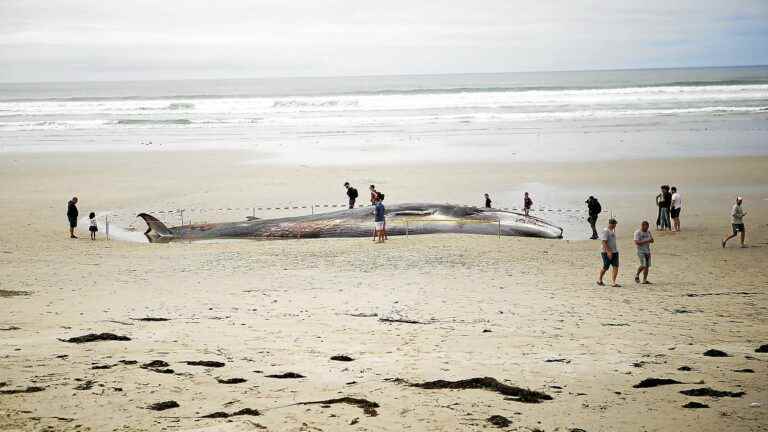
1, 64, 767, 86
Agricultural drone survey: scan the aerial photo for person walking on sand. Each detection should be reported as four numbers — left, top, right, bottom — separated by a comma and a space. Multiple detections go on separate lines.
88, 212, 98, 240
373, 196, 386, 243
67, 197, 79, 238
671, 186, 682, 232
659, 185, 672, 231
523, 192, 533, 216
344, 182, 358, 209
634, 221, 654, 284
722, 196, 747, 248
586, 195, 602, 239
484, 193, 492, 208
598, 218, 620, 287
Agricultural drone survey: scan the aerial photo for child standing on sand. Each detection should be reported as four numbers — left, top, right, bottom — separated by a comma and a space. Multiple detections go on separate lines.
88, 212, 98, 240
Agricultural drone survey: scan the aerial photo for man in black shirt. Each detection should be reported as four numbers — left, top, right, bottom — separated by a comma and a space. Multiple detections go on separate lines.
586, 196, 602, 239
659, 185, 672, 230
484, 193, 492, 208
67, 197, 79, 238
344, 182, 358, 209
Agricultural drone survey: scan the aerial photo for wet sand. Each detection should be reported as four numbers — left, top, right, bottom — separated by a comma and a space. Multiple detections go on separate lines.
0, 151, 767, 431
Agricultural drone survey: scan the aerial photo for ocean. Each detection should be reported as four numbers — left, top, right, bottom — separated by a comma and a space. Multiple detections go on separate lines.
1, 66, 767, 163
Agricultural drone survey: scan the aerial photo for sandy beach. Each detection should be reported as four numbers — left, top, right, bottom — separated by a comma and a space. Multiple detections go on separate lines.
0, 151, 766, 431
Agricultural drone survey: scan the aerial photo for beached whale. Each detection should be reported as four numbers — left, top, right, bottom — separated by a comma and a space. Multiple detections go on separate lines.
138, 203, 563, 243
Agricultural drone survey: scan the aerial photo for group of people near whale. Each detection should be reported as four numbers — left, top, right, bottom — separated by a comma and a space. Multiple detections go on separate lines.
66, 183, 751, 284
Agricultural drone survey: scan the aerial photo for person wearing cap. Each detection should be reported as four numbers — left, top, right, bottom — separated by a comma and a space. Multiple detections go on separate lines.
722, 196, 747, 248
634, 221, 654, 284
598, 218, 620, 287
344, 182, 358, 209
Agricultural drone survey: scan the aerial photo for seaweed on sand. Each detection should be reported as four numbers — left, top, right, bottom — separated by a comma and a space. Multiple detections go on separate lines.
679, 388, 745, 398
59, 333, 131, 343
409, 377, 552, 403
633, 378, 683, 388
298, 397, 379, 416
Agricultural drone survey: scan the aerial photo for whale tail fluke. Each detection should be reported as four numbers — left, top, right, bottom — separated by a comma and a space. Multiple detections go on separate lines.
137, 213, 174, 243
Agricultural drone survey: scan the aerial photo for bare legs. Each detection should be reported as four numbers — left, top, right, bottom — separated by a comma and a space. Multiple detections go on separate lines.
722, 228, 745, 248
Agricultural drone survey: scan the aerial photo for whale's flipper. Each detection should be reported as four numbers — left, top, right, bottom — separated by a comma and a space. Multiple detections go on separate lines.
137, 213, 174, 243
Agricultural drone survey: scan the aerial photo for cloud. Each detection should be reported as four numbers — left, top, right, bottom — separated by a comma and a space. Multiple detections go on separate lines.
0, 0, 766, 81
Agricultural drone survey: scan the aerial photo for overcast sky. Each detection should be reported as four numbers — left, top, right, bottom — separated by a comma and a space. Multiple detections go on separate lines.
1, 0, 766, 82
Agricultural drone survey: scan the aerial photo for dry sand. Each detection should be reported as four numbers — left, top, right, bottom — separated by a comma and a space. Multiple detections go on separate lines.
1, 151, 767, 432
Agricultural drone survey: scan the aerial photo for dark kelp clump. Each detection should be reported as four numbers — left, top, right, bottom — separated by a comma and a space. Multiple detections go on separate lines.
683, 401, 709, 409
299, 397, 379, 416
202, 408, 260, 418
131, 317, 170, 322
0, 386, 45, 395
265, 372, 304, 379
60, 333, 131, 343
147, 401, 179, 411
633, 378, 683, 388
680, 388, 745, 398
487, 415, 512, 427
184, 360, 225, 368
755, 344, 768, 353
702, 349, 729, 357
733, 368, 754, 373
216, 377, 247, 384
330, 355, 355, 362
410, 377, 552, 403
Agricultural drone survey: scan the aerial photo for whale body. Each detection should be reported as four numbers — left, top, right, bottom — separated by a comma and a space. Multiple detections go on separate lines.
138, 203, 563, 243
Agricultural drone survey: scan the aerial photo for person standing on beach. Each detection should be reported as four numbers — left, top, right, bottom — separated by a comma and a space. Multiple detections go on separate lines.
484, 193, 492, 208
523, 192, 533, 216
655, 191, 662, 229
634, 221, 654, 284
722, 196, 747, 248
586, 195, 602, 239
344, 182, 358, 209
598, 218, 620, 287
670, 186, 682, 231
373, 196, 386, 243
67, 197, 79, 239
659, 185, 672, 230
88, 212, 98, 241
369, 185, 380, 205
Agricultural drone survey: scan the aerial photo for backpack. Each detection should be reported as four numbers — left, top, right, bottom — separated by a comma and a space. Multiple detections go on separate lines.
593, 199, 602, 214
349, 187, 358, 199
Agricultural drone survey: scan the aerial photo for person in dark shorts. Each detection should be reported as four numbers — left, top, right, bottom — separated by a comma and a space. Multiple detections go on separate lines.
670, 186, 682, 231
88, 212, 98, 240
586, 196, 602, 239
722, 196, 747, 248
633, 221, 654, 284
344, 182, 358, 209
598, 218, 620, 287
67, 197, 79, 238
523, 192, 533, 216
484, 193, 492, 208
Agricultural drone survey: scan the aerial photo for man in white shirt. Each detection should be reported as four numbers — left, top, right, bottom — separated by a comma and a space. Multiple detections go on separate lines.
597, 218, 620, 287
634, 221, 654, 284
670, 186, 682, 232
722, 196, 747, 248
